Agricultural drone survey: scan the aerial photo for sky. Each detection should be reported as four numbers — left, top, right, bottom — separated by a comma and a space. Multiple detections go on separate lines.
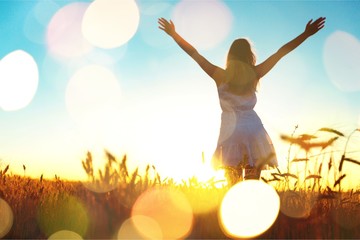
0, 0, 359, 188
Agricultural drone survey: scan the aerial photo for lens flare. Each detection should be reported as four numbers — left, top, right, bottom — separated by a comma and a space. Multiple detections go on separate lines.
0, 198, 13, 238
46, 2, 92, 58
173, 0, 233, 50
0, 50, 39, 111
117, 216, 162, 239
219, 180, 280, 238
37, 194, 89, 237
323, 31, 360, 92
82, 0, 140, 49
132, 187, 193, 239
48, 230, 83, 239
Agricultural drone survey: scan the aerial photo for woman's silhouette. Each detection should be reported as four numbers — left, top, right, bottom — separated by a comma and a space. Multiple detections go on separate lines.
158, 17, 325, 182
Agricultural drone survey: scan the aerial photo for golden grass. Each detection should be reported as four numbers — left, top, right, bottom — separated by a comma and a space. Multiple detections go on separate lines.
0, 127, 359, 238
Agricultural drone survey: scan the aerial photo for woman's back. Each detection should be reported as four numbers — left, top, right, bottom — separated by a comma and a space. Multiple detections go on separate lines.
217, 83, 257, 112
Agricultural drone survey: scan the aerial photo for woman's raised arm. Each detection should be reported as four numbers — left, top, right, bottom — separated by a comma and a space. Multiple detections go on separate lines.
255, 17, 326, 79
158, 18, 224, 85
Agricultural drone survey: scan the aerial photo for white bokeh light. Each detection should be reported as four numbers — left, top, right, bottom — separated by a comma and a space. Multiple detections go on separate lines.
172, 0, 233, 50
0, 50, 39, 111
323, 31, 360, 92
219, 180, 280, 238
46, 2, 92, 59
82, 0, 140, 49
65, 65, 122, 129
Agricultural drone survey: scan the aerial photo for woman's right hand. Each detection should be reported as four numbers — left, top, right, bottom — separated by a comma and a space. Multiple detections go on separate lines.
304, 17, 326, 37
158, 18, 176, 37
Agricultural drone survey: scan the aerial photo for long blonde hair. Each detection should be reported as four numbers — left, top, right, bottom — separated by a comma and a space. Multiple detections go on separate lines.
225, 38, 258, 95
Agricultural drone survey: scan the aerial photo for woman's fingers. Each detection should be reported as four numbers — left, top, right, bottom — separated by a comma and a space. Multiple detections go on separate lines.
158, 18, 169, 28
158, 18, 169, 26
313, 17, 326, 28
307, 19, 313, 27
158, 18, 168, 31
305, 17, 325, 35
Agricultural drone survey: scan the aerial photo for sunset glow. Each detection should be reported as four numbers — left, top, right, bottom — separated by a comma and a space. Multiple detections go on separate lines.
0, 0, 359, 190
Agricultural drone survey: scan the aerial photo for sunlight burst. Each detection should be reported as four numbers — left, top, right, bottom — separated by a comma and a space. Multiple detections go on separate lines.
120, 68, 220, 182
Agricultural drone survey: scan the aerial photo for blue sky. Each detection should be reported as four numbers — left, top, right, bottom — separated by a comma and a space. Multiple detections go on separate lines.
0, 0, 359, 188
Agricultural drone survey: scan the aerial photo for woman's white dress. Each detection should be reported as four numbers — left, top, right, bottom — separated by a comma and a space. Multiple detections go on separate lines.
213, 83, 278, 169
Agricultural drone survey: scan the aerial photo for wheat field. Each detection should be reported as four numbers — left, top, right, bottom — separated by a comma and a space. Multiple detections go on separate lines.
0, 127, 359, 239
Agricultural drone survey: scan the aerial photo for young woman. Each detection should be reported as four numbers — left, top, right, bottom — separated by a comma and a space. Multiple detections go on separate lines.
158, 17, 325, 182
